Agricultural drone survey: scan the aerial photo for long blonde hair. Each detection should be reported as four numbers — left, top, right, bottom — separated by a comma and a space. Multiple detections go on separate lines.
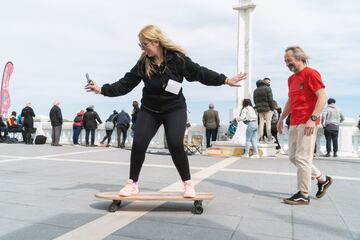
138, 25, 185, 79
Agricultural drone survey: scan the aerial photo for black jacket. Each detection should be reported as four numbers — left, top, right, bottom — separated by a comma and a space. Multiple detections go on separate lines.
21, 106, 35, 125
82, 107, 102, 130
116, 111, 131, 128
131, 108, 139, 124
253, 80, 276, 113
49, 105, 63, 127
105, 112, 118, 123
101, 51, 227, 113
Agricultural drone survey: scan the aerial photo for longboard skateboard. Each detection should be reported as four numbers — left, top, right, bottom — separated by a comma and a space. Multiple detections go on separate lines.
95, 192, 214, 214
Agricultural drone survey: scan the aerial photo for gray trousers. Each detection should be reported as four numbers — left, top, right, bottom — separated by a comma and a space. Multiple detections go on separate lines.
52, 126, 62, 145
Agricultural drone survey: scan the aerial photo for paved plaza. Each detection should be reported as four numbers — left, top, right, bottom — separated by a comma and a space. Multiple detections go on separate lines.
0, 143, 359, 240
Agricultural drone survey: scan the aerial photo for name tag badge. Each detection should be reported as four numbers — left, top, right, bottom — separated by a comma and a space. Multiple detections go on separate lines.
165, 79, 182, 95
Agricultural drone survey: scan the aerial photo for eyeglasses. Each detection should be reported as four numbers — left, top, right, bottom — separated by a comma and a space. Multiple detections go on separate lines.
138, 41, 150, 49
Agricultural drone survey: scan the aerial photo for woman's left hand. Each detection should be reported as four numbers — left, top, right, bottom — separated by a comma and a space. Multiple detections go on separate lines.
225, 72, 247, 87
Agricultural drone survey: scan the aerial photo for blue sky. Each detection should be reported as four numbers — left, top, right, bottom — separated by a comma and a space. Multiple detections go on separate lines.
1, 0, 359, 123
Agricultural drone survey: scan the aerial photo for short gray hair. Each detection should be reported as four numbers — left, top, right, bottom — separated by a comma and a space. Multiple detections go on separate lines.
285, 46, 309, 64
209, 103, 214, 109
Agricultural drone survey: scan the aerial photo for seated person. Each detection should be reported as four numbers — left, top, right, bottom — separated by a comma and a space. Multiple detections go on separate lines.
0, 116, 8, 137
17, 113, 22, 125
7, 111, 22, 130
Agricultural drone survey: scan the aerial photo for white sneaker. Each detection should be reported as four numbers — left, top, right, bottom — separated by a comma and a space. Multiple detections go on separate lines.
119, 179, 139, 196
183, 180, 196, 198
251, 154, 260, 158
243, 154, 250, 158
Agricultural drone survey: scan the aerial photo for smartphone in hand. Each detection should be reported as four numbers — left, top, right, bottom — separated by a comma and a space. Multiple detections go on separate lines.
85, 73, 91, 83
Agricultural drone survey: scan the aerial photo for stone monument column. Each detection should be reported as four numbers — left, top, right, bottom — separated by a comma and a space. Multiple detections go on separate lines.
230, 0, 256, 144
233, 0, 256, 110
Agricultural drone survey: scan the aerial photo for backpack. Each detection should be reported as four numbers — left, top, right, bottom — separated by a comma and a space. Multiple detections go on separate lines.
227, 119, 238, 138
74, 115, 82, 123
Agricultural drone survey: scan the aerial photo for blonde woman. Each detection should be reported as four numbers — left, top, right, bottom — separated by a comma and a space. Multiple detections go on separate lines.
86, 25, 246, 197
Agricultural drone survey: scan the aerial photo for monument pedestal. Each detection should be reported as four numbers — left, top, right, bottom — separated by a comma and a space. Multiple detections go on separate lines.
207, 141, 277, 157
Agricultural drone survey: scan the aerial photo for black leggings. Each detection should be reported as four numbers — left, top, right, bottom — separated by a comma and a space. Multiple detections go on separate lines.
129, 107, 190, 182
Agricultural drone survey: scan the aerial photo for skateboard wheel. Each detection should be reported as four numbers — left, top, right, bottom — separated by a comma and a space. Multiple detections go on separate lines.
194, 200, 202, 208
193, 206, 204, 215
108, 201, 120, 212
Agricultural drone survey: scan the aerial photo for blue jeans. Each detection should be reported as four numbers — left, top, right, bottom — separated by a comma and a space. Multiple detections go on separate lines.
85, 129, 95, 145
72, 126, 81, 144
245, 121, 258, 155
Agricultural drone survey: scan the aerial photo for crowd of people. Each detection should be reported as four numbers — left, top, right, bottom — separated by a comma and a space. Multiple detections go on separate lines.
0, 100, 140, 148
202, 76, 283, 157
203, 81, 347, 162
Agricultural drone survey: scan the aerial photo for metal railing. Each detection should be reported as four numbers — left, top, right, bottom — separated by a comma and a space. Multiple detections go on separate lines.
31, 120, 360, 156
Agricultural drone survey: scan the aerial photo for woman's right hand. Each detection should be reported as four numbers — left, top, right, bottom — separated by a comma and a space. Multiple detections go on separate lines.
85, 80, 101, 94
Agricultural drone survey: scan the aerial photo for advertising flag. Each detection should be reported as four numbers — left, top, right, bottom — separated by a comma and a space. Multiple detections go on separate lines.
0, 61, 14, 118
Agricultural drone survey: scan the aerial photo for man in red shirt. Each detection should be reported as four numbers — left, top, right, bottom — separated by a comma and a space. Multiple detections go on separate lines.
277, 46, 333, 205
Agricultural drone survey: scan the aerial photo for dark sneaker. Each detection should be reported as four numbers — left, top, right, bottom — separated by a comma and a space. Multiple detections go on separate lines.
316, 176, 333, 198
283, 191, 310, 205
325, 152, 330, 157
333, 153, 338, 157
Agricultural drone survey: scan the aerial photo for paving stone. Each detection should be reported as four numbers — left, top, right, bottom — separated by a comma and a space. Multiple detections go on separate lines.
342, 217, 360, 239
231, 232, 291, 240
0, 218, 30, 237
0, 222, 70, 240
0, 145, 358, 240
293, 221, 353, 240
111, 219, 181, 240
237, 217, 292, 239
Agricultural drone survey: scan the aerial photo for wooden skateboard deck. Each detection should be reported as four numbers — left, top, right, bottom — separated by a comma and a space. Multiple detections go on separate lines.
95, 192, 214, 214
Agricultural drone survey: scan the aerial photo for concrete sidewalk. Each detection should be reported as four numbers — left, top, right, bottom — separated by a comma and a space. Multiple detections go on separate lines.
0, 144, 359, 240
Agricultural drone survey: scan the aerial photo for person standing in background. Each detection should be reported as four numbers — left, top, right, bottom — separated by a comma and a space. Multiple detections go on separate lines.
253, 78, 277, 143
101, 110, 118, 147
49, 101, 63, 146
82, 105, 102, 146
236, 99, 259, 158
116, 110, 131, 149
202, 103, 220, 148
321, 98, 344, 157
21, 102, 35, 144
72, 110, 85, 145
